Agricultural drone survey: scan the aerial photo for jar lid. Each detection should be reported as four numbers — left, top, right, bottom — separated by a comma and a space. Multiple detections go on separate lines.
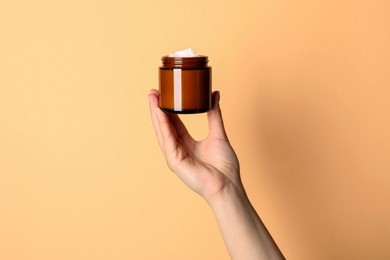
161, 56, 209, 69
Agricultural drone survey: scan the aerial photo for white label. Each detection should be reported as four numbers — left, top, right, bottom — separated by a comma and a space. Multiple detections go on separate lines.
173, 69, 182, 111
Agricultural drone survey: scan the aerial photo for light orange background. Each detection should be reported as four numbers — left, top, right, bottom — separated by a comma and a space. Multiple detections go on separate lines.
1, 1, 389, 259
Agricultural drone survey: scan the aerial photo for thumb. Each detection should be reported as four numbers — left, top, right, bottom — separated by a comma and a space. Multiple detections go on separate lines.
207, 91, 228, 140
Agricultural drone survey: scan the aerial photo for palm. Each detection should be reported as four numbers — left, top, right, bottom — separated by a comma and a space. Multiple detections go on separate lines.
173, 133, 239, 199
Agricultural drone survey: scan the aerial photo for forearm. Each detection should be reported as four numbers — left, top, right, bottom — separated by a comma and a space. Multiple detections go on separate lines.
207, 182, 285, 260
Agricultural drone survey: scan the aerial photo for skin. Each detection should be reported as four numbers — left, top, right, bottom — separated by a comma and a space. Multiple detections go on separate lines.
148, 89, 285, 260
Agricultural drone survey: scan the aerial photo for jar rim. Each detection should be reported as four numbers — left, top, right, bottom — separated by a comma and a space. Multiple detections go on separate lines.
161, 55, 209, 69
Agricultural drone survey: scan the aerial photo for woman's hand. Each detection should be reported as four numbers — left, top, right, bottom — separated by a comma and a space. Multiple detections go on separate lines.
148, 89, 285, 259
148, 89, 242, 202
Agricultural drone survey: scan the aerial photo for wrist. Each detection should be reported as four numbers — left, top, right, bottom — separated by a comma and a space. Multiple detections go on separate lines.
206, 180, 249, 212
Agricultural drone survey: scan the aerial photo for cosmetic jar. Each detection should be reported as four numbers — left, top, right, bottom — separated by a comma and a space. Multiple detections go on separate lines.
159, 55, 211, 113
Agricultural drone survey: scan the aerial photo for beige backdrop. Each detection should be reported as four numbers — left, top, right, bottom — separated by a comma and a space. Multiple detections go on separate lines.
1, 0, 389, 259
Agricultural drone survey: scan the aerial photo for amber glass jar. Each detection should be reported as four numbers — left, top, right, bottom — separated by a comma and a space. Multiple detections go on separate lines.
159, 56, 211, 114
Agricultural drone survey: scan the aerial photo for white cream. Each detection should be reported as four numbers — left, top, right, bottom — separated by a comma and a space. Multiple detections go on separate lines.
168, 47, 199, 57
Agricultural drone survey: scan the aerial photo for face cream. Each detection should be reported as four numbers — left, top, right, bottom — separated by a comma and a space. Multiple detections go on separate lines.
159, 48, 211, 114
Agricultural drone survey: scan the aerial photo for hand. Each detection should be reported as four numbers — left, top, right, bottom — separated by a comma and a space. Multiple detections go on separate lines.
148, 89, 242, 202
148, 89, 285, 259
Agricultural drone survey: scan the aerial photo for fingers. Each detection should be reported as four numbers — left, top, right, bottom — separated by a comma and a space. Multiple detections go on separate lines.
148, 89, 193, 162
148, 89, 177, 155
148, 90, 164, 151
168, 113, 194, 143
150, 89, 227, 142
154, 104, 182, 161
207, 91, 228, 140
